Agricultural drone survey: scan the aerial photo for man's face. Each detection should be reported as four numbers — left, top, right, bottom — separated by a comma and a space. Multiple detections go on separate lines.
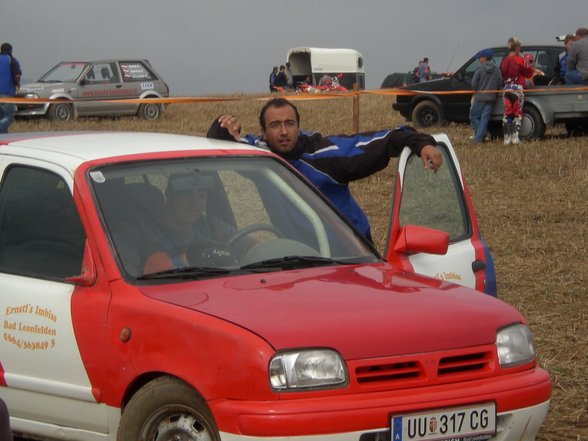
261, 105, 299, 154
168, 189, 207, 225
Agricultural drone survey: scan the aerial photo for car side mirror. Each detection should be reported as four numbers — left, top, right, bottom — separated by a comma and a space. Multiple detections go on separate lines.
392, 225, 449, 255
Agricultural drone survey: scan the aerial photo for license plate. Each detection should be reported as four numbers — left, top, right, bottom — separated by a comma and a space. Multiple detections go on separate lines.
391, 402, 496, 441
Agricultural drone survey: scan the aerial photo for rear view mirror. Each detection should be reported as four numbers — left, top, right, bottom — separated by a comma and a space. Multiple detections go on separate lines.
392, 225, 449, 255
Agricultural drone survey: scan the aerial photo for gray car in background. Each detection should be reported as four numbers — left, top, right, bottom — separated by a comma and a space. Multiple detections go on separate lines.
16, 59, 169, 121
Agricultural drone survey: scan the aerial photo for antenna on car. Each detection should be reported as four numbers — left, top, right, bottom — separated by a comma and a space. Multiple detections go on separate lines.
445, 42, 460, 74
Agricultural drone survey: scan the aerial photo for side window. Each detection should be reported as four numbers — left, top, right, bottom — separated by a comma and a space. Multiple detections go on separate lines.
119, 61, 156, 82
92, 63, 120, 83
535, 51, 554, 78
399, 146, 469, 241
0, 166, 86, 280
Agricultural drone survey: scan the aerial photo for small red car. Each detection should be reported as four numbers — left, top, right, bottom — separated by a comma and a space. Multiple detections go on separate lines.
0, 132, 550, 441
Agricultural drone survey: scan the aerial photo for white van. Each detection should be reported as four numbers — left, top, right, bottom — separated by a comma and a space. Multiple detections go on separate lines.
286, 47, 365, 90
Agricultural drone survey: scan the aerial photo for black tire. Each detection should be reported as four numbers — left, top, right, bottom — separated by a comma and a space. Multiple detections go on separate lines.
411, 100, 442, 128
117, 377, 220, 441
138, 103, 161, 121
520, 106, 545, 140
47, 102, 73, 122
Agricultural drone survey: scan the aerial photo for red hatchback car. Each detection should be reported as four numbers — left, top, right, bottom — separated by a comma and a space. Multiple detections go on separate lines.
0, 132, 550, 441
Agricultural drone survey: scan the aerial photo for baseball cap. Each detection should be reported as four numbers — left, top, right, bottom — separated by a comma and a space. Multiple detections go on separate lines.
168, 173, 214, 193
477, 49, 494, 59
524, 53, 535, 62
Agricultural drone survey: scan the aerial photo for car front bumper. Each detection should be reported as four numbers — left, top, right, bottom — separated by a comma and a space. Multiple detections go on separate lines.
211, 367, 551, 440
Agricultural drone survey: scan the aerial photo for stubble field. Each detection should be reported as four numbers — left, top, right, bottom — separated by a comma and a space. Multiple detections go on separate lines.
12, 93, 588, 440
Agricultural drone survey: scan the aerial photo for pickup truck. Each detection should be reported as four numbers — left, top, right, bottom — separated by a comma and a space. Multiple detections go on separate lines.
392, 44, 588, 139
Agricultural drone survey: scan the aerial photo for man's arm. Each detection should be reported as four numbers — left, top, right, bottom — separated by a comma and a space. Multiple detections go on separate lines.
207, 115, 242, 141
314, 126, 442, 183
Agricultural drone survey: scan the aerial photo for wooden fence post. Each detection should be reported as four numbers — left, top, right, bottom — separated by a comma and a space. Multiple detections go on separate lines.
352, 83, 360, 133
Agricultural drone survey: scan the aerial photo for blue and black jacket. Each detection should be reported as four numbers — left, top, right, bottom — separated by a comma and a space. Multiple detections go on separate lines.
208, 121, 435, 240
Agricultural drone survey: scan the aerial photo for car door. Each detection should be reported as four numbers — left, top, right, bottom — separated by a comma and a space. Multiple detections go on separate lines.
76, 62, 137, 115
0, 159, 109, 434
384, 134, 497, 296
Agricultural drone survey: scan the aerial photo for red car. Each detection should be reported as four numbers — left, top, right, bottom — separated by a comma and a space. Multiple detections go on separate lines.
0, 132, 550, 441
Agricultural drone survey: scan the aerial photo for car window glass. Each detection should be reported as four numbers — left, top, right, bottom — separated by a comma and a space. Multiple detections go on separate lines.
40, 62, 88, 82
0, 166, 86, 280
534, 51, 554, 77
399, 145, 469, 241
91, 157, 376, 279
119, 62, 156, 82
92, 63, 119, 83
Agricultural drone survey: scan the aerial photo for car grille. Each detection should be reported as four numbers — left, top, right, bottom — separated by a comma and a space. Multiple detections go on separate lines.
352, 346, 495, 389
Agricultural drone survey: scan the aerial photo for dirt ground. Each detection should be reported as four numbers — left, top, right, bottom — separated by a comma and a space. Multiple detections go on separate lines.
11, 94, 588, 440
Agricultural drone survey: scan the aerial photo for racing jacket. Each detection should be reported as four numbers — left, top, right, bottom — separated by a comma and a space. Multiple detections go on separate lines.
207, 122, 435, 239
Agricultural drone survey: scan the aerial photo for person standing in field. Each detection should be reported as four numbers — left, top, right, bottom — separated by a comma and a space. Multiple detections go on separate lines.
500, 37, 534, 145
469, 49, 502, 143
0, 42, 22, 133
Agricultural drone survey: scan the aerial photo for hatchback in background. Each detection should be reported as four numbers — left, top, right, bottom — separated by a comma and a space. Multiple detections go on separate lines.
15, 59, 169, 121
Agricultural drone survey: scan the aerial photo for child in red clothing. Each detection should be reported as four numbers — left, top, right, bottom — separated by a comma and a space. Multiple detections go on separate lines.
500, 37, 535, 144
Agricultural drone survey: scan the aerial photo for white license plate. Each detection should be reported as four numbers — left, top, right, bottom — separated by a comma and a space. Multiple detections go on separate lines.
391, 402, 496, 441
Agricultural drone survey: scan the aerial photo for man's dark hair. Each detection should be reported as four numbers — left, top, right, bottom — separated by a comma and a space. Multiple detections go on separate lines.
0, 43, 12, 54
259, 98, 300, 130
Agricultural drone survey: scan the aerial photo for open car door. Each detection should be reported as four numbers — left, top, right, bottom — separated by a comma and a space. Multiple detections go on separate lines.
384, 133, 497, 296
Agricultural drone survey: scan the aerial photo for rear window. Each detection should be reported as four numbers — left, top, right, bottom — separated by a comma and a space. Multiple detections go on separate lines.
119, 62, 157, 82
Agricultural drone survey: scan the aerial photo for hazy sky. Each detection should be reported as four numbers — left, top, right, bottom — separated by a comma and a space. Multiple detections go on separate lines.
2, 0, 586, 95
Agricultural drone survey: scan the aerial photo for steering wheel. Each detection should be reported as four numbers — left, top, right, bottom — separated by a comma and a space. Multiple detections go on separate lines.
228, 223, 283, 246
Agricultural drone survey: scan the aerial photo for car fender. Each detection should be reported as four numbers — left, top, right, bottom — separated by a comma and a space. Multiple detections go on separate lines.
524, 94, 553, 127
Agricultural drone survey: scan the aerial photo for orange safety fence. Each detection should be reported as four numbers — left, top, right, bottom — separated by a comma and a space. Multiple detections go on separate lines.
2, 85, 588, 105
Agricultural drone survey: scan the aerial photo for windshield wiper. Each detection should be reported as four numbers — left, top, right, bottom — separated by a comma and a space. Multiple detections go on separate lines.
240, 255, 349, 271
137, 266, 231, 280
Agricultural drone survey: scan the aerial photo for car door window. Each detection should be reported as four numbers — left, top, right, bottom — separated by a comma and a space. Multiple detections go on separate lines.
93, 63, 119, 83
0, 166, 86, 280
398, 145, 469, 241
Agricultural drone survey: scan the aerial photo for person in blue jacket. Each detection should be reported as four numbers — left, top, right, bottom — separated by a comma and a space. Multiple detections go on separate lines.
207, 98, 442, 242
0, 42, 22, 133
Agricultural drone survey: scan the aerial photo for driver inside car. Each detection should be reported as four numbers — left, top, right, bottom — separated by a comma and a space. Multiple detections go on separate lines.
115, 173, 239, 277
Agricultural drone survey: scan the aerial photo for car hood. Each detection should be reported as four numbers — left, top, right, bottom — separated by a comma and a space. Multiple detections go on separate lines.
140, 264, 523, 360
19, 82, 67, 94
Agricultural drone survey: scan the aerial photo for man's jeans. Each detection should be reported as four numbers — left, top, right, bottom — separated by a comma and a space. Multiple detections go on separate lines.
0, 98, 15, 133
469, 100, 494, 143
565, 69, 588, 85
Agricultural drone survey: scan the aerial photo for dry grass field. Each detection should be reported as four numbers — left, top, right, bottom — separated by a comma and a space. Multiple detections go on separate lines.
11, 94, 587, 440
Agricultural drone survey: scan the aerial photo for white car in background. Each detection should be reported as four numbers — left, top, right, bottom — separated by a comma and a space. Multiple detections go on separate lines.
15, 59, 169, 121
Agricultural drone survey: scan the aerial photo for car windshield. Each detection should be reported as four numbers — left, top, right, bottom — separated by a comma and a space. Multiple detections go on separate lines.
89, 156, 378, 281
39, 62, 89, 83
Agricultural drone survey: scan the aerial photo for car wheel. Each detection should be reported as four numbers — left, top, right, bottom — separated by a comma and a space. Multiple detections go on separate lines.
117, 377, 220, 441
138, 103, 161, 121
520, 106, 545, 140
411, 101, 442, 128
47, 102, 73, 122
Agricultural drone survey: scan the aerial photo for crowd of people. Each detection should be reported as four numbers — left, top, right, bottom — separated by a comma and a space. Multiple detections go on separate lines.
469, 27, 588, 145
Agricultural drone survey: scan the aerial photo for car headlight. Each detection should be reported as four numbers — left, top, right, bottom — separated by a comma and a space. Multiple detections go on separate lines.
269, 349, 347, 391
496, 323, 536, 367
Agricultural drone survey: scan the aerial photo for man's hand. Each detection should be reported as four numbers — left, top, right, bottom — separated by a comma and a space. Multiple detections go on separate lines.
217, 115, 242, 141
420, 145, 442, 172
